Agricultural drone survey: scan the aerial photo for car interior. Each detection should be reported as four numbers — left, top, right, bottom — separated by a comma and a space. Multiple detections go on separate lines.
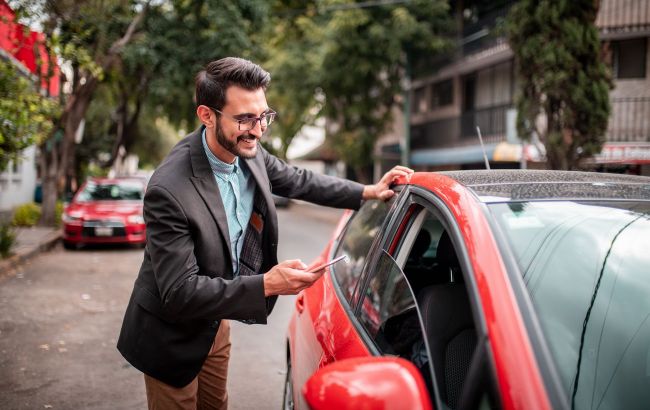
397, 208, 491, 409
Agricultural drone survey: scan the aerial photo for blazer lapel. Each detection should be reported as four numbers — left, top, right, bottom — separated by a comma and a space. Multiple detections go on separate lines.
244, 155, 274, 216
188, 127, 233, 262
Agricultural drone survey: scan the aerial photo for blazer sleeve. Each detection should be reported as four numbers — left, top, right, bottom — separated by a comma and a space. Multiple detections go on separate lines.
262, 147, 365, 210
143, 185, 269, 323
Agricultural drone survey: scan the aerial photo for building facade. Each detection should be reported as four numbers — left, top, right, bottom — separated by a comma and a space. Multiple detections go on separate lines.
0, 0, 59, 216
386, 0, 650, 175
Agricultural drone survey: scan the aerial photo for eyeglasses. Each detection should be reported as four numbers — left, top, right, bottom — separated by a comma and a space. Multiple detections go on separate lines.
208, 106, 276, 131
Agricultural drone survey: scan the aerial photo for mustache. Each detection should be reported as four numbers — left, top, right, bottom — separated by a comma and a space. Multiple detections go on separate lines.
237, 134, 260, 143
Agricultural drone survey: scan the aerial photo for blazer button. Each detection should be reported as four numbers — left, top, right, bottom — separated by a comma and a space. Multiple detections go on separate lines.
211, 321, 219, 329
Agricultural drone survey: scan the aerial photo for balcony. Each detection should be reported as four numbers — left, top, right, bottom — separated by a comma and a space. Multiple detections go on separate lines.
460, 104, 510, 143
411, 104, 511, 150
607, 97, 650, 143
597, 0, 650, 35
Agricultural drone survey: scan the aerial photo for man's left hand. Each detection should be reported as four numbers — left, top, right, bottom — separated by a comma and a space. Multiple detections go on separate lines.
362, 166, 414, 201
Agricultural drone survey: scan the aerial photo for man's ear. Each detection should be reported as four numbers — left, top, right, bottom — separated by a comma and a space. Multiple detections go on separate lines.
196, 105, 215, 128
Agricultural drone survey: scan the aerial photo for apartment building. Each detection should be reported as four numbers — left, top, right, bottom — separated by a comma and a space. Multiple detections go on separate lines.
387, 0, 650, 175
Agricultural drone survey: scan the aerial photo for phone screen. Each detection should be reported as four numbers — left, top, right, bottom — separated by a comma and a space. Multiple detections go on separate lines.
309, 255, 348, 273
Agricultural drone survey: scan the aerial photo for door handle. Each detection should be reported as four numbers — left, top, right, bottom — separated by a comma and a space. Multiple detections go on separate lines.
296, 293, 305, 314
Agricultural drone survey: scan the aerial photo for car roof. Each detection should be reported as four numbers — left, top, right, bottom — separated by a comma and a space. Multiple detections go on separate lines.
437, 169, 650, 202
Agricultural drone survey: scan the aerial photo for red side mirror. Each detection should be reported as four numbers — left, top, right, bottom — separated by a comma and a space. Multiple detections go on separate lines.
302, 356, 432, 410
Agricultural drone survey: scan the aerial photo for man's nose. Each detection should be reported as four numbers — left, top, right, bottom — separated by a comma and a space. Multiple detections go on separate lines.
248, 120, 264, 137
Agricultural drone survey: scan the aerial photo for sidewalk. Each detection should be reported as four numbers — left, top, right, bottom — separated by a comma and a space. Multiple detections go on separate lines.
0, 226, 61, 276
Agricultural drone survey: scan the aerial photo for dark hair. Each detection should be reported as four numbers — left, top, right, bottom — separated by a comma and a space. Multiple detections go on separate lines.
195, 57, 271, 110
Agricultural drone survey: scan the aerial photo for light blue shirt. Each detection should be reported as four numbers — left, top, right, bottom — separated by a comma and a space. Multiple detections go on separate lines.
202, 130, 256, 275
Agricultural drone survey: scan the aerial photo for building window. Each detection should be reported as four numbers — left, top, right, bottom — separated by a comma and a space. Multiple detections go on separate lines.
412, 86, 427, 114
431, 79, 453, 108
613, 38, 647, 79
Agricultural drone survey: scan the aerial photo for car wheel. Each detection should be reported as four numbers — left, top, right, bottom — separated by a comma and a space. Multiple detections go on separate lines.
63, 241, 77, 250
282, 360, 294, 410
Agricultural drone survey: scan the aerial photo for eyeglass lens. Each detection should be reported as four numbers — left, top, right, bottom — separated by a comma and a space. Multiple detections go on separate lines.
239, 113, 275, 131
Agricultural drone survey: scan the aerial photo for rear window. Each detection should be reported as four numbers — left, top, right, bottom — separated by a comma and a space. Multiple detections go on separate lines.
489, 201, 650, 409
76, 181, 144, 201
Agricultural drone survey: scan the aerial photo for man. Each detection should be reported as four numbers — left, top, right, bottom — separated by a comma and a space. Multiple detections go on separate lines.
117, 57, 413, 409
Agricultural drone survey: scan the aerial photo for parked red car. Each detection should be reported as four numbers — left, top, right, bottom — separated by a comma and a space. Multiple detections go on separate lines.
285, 170, 650, 410
62, 177, 147, 248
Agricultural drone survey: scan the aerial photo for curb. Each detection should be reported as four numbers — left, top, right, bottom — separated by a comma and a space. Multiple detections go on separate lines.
0, 230, 62, 277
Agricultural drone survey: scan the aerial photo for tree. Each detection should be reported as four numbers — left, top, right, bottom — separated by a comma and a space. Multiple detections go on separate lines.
0, 60, 59, 171
268, 0, 451, 182
506, 0, 612, 170
261, 1, 322, 159
12, 0, 150, 224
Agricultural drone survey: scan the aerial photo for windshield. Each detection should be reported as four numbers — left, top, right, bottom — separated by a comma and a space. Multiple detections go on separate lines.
488, 201, 650, 410
76, 181, 144, 202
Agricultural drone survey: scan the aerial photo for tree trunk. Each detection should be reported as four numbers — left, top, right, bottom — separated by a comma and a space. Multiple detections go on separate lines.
39, 140, 60, 226
37, 5, 148, 226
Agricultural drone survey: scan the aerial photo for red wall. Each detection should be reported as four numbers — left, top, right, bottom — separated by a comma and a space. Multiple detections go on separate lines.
1, 0, 60, 97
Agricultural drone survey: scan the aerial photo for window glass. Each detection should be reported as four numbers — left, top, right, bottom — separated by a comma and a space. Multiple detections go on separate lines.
76, 181, 144, 202
614, 38, 647, 79
413, 86, 428, 113
431, 79, 453, 108
332, 200, 390, 302
358, 251, 427, 369
489, 201, 650, 410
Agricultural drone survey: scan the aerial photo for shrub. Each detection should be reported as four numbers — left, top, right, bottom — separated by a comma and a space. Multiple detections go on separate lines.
12, 203, 42, 227
0, 223, 15, 258
55, 201, 64, 226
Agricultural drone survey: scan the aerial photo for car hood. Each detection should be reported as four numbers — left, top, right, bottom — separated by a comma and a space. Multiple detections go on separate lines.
66, 201, 143, 219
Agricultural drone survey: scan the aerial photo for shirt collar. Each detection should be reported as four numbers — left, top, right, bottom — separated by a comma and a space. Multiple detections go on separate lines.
202, 129, 239, 180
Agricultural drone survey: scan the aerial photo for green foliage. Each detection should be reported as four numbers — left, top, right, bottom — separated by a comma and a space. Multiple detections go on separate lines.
141, 0, 270, 129
55, 200, 64, 227
264, 0, 452, 179
0, 223, 16, 258
506, 0, 612, 170
12, 203, 42, 227
0, 60, 59, 171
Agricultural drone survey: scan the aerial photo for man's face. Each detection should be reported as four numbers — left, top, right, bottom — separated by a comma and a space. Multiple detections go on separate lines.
213, 86, 269, 160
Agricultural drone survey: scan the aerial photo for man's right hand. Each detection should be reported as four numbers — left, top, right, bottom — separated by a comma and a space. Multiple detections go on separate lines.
263, 259, 324, 296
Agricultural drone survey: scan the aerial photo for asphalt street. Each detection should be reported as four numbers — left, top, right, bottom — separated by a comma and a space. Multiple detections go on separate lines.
0, 201, 344, 410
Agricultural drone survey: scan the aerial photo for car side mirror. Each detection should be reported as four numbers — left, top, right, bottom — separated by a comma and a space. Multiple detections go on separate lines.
302, 357, 432, 410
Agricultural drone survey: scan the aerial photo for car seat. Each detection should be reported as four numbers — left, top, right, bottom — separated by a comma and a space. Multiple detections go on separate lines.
417, 231, 477, 409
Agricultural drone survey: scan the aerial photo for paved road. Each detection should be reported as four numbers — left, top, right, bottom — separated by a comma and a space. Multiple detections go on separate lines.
0, 202, 344, 410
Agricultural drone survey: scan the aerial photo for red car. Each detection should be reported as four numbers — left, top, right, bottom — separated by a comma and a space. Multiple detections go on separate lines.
62, 177, 147, 248
285, 170, 650, 410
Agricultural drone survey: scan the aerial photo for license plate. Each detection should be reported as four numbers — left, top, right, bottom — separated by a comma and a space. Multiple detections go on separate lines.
95, 227, 113, 236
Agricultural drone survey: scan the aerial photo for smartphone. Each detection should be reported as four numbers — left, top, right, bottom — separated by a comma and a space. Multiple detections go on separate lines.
309, 255, 348, 273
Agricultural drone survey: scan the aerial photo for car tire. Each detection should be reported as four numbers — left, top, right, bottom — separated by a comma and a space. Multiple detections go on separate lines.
282, 359, 294, 410
63, 241, 77, 250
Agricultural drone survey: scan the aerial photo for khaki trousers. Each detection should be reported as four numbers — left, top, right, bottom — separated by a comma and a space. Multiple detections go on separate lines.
144, 320, 231, 410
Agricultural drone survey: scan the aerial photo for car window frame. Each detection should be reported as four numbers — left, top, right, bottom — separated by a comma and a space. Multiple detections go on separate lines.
327, 187, 405, 313
354, 186, 505, 408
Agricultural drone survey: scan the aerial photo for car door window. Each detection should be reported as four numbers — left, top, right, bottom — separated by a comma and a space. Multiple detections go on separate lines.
358, 250, 431, 386
332, 200, 390, 303
362, 199, 501, 410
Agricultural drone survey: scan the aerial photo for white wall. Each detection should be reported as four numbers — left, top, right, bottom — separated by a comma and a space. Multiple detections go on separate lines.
0, 145, 38, 212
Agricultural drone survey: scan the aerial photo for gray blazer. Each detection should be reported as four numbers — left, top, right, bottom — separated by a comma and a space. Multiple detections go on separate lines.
117, 126, 364, 387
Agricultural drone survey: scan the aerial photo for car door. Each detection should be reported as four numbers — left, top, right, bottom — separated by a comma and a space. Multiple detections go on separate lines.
353, 187, 503, 410
289, 196, 397, 410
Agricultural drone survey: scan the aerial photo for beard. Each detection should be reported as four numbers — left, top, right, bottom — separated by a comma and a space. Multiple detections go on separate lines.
216, 122, 259, 159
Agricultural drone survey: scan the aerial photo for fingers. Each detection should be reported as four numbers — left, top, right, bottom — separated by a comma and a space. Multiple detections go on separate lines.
378, 189, 396, 201
389, 165, 414, 174
264, 263, 325, 296
381, 167, 414, 183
